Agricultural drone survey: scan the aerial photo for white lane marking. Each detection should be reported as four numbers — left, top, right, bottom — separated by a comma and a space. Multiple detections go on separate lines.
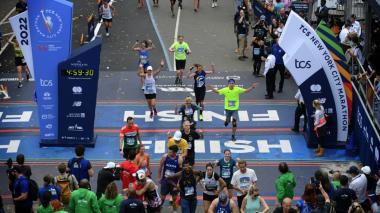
172, 7, 181, 71
145, 0, 173, 71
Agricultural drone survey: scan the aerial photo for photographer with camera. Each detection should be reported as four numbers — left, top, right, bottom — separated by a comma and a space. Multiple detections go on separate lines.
96, 162, 121, 199
253, 15, 268, 40
296, 183, 317, 213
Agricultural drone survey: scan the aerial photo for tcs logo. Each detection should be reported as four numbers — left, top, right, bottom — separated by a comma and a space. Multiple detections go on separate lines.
40, 79, 53, 87
295, 59, 311, 69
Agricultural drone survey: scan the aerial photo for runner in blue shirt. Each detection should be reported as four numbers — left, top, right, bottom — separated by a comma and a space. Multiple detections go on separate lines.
132, 40, 155, 90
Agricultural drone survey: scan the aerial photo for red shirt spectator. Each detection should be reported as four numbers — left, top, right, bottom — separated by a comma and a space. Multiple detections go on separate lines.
119, 160, 139, 189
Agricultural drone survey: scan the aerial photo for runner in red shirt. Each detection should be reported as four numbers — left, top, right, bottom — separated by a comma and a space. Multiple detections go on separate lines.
119, 154, 139, 190
119, 117, 142, 160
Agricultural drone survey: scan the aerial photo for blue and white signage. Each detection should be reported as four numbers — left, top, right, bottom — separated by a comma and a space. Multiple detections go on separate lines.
28, 0, 73, 143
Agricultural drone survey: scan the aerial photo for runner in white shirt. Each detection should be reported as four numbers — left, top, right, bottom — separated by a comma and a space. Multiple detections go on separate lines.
231, 160, 257, 210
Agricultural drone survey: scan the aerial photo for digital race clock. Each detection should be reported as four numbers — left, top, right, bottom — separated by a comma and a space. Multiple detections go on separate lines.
61, 69, 94, 77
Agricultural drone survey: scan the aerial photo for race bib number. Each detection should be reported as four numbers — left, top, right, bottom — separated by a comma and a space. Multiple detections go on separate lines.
188, 142, 192, 150
184, 186, 194, 196
164, 170, 174, 178
140, 56, 148, 64
221, 168, 231, 178
145, 83, 154, 93
185, 108, 193, 115
125, 137, 136, 146
177, 47, 185, 53
228, 101, 236, 108
239, 177, 251, 190
253, 48, 260, 55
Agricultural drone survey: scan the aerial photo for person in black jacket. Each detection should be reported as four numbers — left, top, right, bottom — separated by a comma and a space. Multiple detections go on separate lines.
315, 0, 329, 24
119, 185, 145, 213
96, 162, 120, 199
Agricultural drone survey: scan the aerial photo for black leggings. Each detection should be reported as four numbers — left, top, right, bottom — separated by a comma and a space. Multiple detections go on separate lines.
253, 59, 262, 75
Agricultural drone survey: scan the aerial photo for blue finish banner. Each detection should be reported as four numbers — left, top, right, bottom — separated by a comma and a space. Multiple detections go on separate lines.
28, 0, 73, 143
57, 38, 102, 147
352, 85, 380, 172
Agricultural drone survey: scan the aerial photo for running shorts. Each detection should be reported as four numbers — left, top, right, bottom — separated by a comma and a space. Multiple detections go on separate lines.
194, 87, 206, 102
145, 93, 157, 99
175, 59, 186, 70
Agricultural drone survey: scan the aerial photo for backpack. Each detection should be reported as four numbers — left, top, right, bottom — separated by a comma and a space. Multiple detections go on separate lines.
55, 175, 72, 204
28, 179, 39, 201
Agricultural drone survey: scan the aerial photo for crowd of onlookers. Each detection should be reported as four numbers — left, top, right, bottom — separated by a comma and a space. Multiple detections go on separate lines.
4, 143, 380, 213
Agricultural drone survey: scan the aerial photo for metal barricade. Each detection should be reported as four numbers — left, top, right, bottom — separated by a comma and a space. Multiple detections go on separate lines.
352, 56, 380, 130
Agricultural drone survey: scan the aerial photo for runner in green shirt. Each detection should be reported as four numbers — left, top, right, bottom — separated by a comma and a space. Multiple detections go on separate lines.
169, 35, 191, 85
209, 79, 257, 141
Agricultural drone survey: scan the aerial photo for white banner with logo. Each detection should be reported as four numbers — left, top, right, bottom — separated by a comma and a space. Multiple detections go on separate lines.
9, 11, 35, 80
279, 11, 348, 142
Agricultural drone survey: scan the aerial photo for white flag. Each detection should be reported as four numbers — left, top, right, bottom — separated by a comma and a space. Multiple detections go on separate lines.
9, 11, 35, 80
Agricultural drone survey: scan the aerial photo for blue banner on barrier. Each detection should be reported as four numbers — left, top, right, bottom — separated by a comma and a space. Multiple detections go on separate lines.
352, 85, 380, 172
28, 0, 73, 143
299, 69, 337, 147
56, 38, 102, 147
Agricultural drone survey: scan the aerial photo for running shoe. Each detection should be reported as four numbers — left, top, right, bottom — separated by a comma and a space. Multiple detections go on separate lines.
212, 2, 215, 7
17, 82, 23, 88
150, 111, 153, 118
154, 108, 158, 115
3, 96, 11, 100
199, 114, 203, 121
224, 121, 229, 127
214, 2, 218, 6
106, 32, 110, 37
26, 73, 30, 81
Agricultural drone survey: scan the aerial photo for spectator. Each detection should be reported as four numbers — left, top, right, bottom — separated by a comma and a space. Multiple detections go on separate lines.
16, 0, 27, 13
252, 15, 268, 40
331, 171, 341, 190
333, 175, 357, 213
339, 20, 351, 44
16, 154, 32, 179
251, 37, 266, 77
313, 100, 327, 157
54, 163, 78, 205
96, 162, 119, 199
272, 35, 285, 93
314, 170, 334, 197
350, 14, 362, 37
37, 191, 53, 213
264, 45, 276, 99
277, 8, 288, 24
311, 184, 331, 213
235, 9, 250, 61
298, 10, 308, 22
240, 185, 269, 213
275, 162, 296, 204
231, 160, 258, 209
348, 202, 366, 213
120, 185, 145, 213
119, 151, 139, 190
269, 18, 278, 35
69, 179, 100, 213
361, 166, 376, 192
98, 182, 124, 213
314, 0, 329, 24
274, 20, 285, 37
67, 145, 94, 183
292, 89, 307, 132
135, 144, 151, 176
273, 197, 297, 213
12, 166, 33, 213
274, 0, 284, 14
38, 175, 61, 202
372, 194, 380, 213
347, 166, 370, 212
296, 184, 317, 213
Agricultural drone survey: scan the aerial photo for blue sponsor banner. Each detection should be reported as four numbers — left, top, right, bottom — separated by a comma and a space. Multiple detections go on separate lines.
299, 69, 338, 147
352, 85, 380, 172
28, 0, 73, 142
55, 38, 102, 147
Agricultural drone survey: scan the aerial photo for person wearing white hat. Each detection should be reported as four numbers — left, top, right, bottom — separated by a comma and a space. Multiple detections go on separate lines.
167, 130, 188, 158
138, 60, 165, 119
133, 170, 162, 213
96, 162, 119, 199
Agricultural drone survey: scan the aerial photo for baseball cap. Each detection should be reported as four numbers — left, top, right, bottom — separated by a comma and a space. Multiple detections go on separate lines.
173, 130, 182, 141
228, 79, 235, 84
361, 166, 371, 175
219, 192, 228, 203
134, 169, 146, 180
147, 66, 153, 71
104, 162, 116, 169
260, 15, 266, 21
346, 166, 360, 174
